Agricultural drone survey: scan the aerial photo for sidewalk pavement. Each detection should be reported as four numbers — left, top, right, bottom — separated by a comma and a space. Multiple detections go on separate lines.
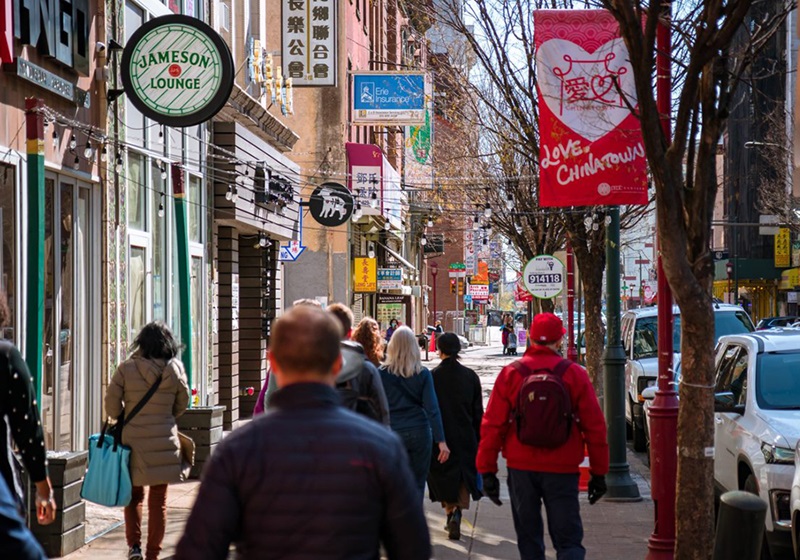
63, 449, 653, 559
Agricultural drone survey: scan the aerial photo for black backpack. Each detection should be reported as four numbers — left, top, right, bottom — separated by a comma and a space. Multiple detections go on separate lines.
336, 343, 382, 422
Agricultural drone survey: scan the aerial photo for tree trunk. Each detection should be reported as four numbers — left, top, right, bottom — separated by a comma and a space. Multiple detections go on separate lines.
571, 244, 605, 399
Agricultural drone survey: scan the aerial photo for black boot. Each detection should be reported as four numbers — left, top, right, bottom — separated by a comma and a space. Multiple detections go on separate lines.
446, 508, 462, 540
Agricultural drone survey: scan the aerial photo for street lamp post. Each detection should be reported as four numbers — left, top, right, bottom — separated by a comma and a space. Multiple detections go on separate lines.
567, 243, 578, 361
726, 261, 733, 304
430, 262, 438, 327
604, 206, 641, 501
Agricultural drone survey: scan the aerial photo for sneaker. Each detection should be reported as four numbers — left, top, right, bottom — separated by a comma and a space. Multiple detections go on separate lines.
446, 508, 461, 540
128, 545, 143, 560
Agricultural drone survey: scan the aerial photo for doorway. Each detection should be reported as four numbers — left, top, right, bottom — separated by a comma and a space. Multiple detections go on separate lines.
41, 175, 100, 452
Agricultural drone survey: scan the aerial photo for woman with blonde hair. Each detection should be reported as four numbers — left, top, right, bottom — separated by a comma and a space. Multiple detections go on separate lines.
379, 326, 449, 498
352, 317, 384, 367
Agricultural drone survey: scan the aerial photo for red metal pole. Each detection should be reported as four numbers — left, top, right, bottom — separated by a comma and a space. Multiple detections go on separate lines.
566, 242, 578, 361
647, 5, 679, 559
432, 270, 438, 326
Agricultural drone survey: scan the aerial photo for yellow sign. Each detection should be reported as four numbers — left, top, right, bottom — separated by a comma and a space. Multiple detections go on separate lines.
779, 268, 800, 290
775, 228, 791, 268
353, 257, 377, 293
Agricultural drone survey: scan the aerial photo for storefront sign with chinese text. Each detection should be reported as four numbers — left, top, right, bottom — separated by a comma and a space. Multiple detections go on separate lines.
282, 0, 336, 86
353, 257, 377, 293
377, 268, 403, 290
534, 10, 647, 207
775, 228, 791, 268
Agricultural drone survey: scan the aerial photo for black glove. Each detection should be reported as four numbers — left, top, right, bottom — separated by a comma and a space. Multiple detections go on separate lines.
588, 475, 607, 505
481, 473, 503, 506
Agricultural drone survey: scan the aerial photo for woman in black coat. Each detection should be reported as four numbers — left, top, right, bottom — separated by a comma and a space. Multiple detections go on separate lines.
427, 332, 484, 541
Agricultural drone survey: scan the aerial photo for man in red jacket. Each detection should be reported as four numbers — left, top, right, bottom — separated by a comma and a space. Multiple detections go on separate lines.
477, 313, 609, 560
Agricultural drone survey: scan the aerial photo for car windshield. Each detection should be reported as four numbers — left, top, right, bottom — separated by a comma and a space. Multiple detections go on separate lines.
757, 351, 800, 409
632, 311, 754, 360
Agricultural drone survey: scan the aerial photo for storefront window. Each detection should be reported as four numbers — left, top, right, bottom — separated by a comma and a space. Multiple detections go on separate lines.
0, 164, 15, 340
152, 160, 166, 320
130, 246, 147, 340
191, 257, 203, 400
128, 153, 146, 231
188, 175, 202, 243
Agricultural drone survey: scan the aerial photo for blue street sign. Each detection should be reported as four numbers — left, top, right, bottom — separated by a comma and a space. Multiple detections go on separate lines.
464, 294, 473, 304
352, 72, 426, 124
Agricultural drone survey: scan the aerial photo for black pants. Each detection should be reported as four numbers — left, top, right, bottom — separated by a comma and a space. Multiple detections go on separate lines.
507, 469, 585, 560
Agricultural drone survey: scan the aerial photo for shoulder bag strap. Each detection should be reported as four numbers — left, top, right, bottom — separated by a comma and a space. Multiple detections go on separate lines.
122, 371, 165, 427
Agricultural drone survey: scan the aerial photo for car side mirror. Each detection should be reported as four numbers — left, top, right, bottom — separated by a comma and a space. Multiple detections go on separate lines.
641, 386, 657, 401
714, 392, 745, 414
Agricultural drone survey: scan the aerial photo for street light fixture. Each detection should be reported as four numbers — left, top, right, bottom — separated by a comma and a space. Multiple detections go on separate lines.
726, 260, 734, 303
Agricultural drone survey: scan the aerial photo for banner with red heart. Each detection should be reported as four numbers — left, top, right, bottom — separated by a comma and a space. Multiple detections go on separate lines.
534, 10, 648, 207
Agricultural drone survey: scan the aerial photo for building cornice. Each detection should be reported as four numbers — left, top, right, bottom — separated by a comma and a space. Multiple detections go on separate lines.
217, 85, 300, 152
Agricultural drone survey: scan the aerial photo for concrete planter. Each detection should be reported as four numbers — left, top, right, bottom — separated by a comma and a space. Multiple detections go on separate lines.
30, 450, 88, 557
177, 406, 226, 479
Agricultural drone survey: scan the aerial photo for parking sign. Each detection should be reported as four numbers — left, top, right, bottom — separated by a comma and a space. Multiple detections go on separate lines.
523, 255, 564, 299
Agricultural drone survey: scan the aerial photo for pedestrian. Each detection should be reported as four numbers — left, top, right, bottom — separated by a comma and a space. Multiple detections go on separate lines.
352, 317, 384, 367
427, 332, 483, 541
0, 290, 54, 558
385, 317, 399, 341
176, 306, 431, 560
501, 314, 514, 355
477, 313, 609, 560
379, 325, 450, 498
252, 298, 323, 415
434, 320, 444, 333
105, 321, 190, 560
326, 303, 390, 425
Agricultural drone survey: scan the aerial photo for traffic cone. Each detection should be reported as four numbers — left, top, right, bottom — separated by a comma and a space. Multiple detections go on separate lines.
429, 332, 437, 353
578, 445, 591, 491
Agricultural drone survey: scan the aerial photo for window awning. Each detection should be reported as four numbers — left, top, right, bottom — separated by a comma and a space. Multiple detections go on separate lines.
378, 242, 417, 272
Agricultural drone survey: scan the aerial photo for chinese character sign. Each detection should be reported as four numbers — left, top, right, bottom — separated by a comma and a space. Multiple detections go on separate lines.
353, 257, 377, 293
534, 10, 647, 207
282, 0, 336, 86
775, 228, 791, 268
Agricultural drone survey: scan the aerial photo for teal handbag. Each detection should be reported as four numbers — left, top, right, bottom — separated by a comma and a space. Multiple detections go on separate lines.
81, 373, 164, 507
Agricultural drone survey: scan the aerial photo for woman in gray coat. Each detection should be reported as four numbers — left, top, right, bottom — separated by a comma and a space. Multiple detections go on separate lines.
105, 322, 190, 560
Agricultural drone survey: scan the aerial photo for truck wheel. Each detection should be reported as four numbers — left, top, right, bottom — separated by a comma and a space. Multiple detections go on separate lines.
744, 474, 773, 560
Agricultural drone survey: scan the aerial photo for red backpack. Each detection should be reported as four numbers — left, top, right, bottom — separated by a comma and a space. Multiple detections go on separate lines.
512, 358, 575, 448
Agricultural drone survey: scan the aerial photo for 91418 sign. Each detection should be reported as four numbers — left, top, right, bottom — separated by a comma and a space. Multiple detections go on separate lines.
523, 255, 565, 299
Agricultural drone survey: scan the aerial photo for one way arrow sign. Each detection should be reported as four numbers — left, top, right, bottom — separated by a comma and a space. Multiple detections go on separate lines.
279, 240, 306, 261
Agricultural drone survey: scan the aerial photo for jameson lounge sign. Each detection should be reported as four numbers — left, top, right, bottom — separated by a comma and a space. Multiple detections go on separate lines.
121, 15, 234, 127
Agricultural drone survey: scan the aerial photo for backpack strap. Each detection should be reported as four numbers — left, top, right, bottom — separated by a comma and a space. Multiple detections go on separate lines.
510, 357, 571, 378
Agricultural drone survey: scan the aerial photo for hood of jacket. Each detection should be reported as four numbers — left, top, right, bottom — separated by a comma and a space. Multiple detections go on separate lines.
337, 341, 365, 383
129, 353, 168, 384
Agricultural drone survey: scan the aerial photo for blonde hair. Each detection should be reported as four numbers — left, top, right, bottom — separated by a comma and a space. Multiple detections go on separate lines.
383, 326, 422, 378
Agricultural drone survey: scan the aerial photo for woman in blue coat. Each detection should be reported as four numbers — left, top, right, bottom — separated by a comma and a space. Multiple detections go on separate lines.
379, 326, 449, 498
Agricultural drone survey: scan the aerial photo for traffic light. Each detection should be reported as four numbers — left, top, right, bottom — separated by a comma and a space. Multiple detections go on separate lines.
450, 278, 456, 293
457, 278, 465, 296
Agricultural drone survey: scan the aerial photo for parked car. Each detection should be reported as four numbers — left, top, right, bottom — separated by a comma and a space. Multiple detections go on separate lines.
712, 330, 800, 559
624, 303, 754, 452
757, 316, 800, 330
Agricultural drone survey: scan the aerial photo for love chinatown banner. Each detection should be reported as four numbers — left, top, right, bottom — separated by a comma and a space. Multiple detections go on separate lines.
534, 10, 648, 207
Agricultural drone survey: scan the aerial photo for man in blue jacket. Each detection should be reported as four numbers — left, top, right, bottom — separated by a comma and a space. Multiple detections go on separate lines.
176, 305, 431, 560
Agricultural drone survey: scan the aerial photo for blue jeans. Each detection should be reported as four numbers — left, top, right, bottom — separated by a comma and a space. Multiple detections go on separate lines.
507, 469, 585, 560
395, 427, 432, 499
0, 471, 46, 560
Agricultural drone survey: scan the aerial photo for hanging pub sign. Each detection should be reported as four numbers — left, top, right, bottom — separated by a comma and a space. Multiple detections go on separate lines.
282, 0, 336, 86
534, 10, 647, 207
308, 182, 354, 227
121, 15, 234, 127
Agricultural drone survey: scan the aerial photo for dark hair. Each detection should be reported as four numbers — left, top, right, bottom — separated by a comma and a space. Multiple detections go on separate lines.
270, 306, 342, 376
326, 302, 353, 335
130, 321, 181, 360
437, 332, 461, 358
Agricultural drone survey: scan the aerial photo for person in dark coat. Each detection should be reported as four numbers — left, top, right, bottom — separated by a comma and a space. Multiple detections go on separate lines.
176, 306, 430, 560
427, 333, 484, 541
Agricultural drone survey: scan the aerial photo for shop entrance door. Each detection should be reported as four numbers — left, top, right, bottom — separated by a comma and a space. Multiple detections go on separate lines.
41, 176, 99, 452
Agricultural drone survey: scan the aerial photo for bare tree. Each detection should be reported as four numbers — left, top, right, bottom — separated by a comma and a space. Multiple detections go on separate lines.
599, 0, 793, 556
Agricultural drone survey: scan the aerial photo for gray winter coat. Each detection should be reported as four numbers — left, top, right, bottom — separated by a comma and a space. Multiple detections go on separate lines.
105, 354, 190, 487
